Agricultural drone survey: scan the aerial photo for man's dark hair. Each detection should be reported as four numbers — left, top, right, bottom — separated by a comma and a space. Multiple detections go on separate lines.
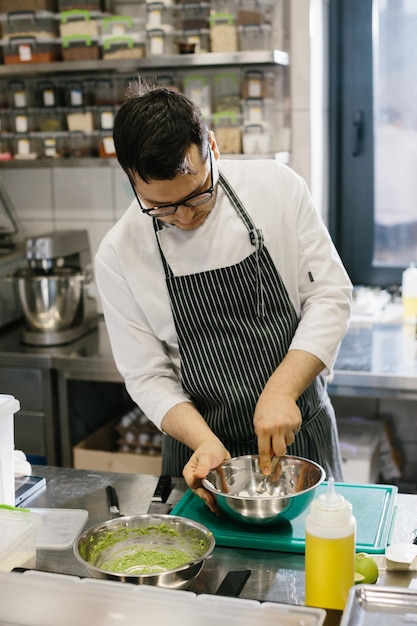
113, 83, 209, 182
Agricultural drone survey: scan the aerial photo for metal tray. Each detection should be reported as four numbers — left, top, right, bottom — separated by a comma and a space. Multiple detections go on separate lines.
341, 584, 417, 625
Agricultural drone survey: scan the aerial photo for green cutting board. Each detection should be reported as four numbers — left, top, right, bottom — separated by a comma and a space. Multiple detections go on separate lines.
171, 482, 397, 554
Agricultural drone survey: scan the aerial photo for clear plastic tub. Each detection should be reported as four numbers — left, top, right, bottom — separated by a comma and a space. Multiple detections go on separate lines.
0, 12, 59, 40
59, 10, 100, 38
209, 13, 238, 53
238, 23, 271, 51
61, 34, 100, 60
0, 508, 41, 571
1, 37, 60, 64
102, 35, 145, 60
180, 27, 209, 53
12, 135, 40, 160
182, 74, 211, 119
146, 26, 177, 56
180, 3, 210, 30
146, 2, 178, 30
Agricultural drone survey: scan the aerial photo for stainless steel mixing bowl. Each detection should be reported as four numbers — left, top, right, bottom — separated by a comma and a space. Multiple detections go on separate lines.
74, 514, 215, 588
14, 267, 83, 331
202, 455, 325, 526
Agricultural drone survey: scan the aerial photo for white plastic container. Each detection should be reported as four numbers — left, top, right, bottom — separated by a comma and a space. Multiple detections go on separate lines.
402, 262, 417, 323
305, 477, 356, 611
0, 395, 20, 506
0, 508, 42, 571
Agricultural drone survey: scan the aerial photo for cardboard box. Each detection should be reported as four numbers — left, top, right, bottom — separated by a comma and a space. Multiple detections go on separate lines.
337, 417, 382, 484
73, 420, 162, 475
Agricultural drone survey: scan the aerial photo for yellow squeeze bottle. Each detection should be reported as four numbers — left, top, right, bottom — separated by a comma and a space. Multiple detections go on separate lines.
305, 477, 356, 611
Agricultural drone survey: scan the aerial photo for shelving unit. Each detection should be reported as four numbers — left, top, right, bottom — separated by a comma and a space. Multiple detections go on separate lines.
0, 1, 290, 164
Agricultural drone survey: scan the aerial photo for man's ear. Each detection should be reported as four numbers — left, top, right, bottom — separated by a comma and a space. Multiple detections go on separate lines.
208, 130, 221, 160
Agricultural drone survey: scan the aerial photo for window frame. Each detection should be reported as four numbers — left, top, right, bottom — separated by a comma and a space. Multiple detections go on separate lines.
328, 0, 404, 288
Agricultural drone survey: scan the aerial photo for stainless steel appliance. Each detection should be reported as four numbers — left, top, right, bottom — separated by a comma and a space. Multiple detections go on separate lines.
15, 230, 98, 346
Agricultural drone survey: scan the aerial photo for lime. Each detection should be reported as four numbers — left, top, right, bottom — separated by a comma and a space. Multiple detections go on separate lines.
354, 571, 365, 584
354, 552, 378, 584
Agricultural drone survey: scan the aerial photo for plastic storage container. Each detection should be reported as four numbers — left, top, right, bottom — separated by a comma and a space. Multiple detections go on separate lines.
1, 37, 60, 64
0, 395, 20, 506
102, 35, 145, 60
0, 12, 59, 40
242, 123, 270, 154
182, 74, 211, 119
209, 13, 238, 52
12, 134, 40, 159
236, 0, 273, 25
180, 28, 209, 53
0, 508, 42, 571
212, 111, 242, 154
59, 10, 100, 38
214, 72, 241, 113
305, 478, 356, 611
146, 2, 178, 30
237, 23, 271, 51
0, 0, 57, 10
180, 3, 209, 29
146, 26, 177, 56
61, 34, 100, 60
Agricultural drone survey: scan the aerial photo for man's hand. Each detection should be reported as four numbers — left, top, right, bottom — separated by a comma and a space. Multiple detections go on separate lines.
254, 393, 302, 475
183, 440, 231, 514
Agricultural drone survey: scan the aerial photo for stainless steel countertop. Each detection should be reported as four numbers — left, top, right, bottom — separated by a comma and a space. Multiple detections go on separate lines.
27, 466, 417, 607
1, 318, 417, 397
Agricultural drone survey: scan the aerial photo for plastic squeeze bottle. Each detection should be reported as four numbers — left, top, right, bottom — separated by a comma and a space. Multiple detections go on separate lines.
402, 262, 417, 323
305, 477, 356, 611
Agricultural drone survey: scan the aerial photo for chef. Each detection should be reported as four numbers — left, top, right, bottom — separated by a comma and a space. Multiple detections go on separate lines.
95, 85, 352, 506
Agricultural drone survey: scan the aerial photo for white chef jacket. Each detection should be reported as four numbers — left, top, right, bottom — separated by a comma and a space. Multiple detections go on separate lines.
95, 159, 352, 430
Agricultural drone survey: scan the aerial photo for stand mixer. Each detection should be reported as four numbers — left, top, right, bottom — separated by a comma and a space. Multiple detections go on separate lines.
15, 230, 98, 346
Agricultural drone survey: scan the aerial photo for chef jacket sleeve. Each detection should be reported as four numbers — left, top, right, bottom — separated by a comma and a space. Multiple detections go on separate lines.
285, 174, 353, 376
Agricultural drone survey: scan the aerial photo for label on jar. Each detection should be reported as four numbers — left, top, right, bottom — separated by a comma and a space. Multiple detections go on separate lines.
70, 88, 83, 107
43, 89, 55, 107
18, 44, 32, 62
102, 136, 115, 155
150, 33, 164, 55
15, 115, 28, 133
14, 90, 27, 108
101, 110, 114, 130
17, 138, 30, 155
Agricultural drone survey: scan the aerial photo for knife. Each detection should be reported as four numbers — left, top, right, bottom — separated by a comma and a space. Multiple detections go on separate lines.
106, 485, 121, 517
147, 475, 173, 514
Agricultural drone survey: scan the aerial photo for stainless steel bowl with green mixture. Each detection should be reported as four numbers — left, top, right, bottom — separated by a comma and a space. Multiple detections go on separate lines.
202, 455, 325, 526
74, 514, 215, 588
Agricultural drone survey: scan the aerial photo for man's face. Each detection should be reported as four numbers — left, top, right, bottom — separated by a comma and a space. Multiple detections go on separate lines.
130, 144, 218, 231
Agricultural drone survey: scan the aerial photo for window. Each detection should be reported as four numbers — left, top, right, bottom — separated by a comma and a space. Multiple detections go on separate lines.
329, 0, 417, 287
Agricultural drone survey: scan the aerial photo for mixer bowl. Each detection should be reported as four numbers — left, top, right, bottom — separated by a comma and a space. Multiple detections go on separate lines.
14, 267, 84, 332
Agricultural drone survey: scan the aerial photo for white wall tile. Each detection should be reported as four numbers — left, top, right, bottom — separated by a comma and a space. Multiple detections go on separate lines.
0, 168, 53, 223
53, 167, 113, 221
113, 165, 134, 221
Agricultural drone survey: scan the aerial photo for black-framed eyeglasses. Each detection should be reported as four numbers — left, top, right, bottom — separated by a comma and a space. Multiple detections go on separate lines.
129, 150, 215, 218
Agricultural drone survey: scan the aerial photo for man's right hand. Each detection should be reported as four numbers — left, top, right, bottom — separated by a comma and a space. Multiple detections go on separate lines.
182, 440, 230, 514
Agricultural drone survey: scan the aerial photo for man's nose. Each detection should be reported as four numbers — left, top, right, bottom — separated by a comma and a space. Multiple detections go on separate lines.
175, 204, 195, 221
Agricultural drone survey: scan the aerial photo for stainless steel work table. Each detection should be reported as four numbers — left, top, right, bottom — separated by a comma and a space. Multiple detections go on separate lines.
1, 317, 417, 465
28, 466, 417, 609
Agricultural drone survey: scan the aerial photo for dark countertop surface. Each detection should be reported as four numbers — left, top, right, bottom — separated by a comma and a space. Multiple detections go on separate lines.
26, 465, 417, 604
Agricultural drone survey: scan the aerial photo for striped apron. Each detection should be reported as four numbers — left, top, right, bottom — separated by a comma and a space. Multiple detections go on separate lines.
154, 172, 343, 480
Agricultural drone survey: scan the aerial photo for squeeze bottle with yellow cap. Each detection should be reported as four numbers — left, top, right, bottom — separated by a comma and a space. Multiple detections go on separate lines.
305, 477, 356, 611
